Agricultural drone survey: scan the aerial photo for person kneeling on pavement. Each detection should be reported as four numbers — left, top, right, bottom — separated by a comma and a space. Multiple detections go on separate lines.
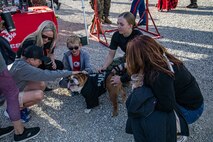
0, 16, 40, 141
5, 45, 82, 123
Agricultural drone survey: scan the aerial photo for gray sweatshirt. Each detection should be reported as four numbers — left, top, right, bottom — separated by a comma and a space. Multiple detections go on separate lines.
9, 59, 72, 91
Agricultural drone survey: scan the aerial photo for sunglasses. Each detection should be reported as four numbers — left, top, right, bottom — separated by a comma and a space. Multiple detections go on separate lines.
42, 34, 53, 41
68, 46, 79, 51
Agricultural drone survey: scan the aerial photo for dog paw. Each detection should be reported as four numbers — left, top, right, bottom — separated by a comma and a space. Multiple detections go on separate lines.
84, 109, 92, 113
112, 111, 118, 117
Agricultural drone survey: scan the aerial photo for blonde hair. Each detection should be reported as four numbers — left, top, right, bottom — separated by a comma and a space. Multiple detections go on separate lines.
20, 20, 57, 52
118, 12, 136, 28
66, 34, 81, 47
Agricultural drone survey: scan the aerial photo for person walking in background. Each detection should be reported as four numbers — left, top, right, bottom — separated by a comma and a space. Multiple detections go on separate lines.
0, 18, 40, 142
157, 0, 178, 12
103, 0, 112, 24
89, 0, 112, 24
186, 0, 198, 8
130, 0, 146, 25
89, 0, 104, 23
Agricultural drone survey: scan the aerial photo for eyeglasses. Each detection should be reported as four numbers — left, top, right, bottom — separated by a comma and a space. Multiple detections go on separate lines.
42, 34, 53, 41
68, 46, 79, 51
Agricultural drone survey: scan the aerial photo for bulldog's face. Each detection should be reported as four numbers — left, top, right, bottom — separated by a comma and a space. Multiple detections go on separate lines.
67, 73, 88, 92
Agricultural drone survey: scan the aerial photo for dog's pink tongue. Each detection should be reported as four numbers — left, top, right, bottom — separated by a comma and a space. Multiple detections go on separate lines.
67, 82, 73, 90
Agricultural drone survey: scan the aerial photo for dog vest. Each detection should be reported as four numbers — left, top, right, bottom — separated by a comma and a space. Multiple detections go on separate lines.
81, 71, 110, 109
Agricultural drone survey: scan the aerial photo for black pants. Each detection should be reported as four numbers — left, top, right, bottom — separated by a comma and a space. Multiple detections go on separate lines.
50, 0, 59, 5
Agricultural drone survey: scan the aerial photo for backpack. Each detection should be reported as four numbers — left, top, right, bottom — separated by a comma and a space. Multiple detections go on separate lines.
0, 36, 16, 65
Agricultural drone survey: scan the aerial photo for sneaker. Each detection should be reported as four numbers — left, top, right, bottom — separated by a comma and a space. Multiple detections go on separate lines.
138, 22, 146, 26
14, 127, 40, 142
104, 17, 112, 24
20, 109, 31, 123
22, 108, 31, 115
0, 126, 14, 138
186, 3, 198, 8
177, 136, 188, 142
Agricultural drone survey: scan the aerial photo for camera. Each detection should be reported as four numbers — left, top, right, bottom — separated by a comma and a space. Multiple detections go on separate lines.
0, 11, 16, 32
41, 56, 53, 70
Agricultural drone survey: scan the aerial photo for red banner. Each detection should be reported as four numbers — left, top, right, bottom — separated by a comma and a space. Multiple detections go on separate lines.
0, 6, 58, 52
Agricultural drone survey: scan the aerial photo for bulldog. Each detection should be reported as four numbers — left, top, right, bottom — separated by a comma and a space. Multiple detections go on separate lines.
67, 71, 126, 116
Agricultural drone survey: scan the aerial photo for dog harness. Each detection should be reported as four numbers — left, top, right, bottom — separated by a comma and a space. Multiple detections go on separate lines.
80, 71, 110, 109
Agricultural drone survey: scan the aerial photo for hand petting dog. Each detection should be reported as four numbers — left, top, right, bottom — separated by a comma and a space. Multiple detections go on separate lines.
110, 75, 121, 86
66, 70, 126, 116
72, 70, 88, 75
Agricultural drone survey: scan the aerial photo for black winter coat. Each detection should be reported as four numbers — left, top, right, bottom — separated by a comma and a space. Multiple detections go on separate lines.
126, 86, 177, 142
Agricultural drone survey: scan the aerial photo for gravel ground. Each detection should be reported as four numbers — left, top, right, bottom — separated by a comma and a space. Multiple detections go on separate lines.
1, 0, 213, 141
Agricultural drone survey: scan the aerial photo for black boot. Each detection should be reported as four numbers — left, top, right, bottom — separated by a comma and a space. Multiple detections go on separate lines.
186, 0, 198, 8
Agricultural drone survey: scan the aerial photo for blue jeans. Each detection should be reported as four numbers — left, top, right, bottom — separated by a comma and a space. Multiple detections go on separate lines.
178, 103, 204, 124
130, 0, 146, 24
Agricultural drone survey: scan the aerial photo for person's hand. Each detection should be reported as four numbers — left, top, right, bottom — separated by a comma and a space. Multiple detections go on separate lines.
71, 71, 87, 75
72, 71, 81, 75
52, 61, 57, 69
81, 70, 88, 74
97, 66, 106, 73
110, 75, 122, 86
111, 68, 116, 74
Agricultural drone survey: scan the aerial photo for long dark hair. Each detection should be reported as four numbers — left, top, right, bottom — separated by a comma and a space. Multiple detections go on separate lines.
126, 35, 183, 84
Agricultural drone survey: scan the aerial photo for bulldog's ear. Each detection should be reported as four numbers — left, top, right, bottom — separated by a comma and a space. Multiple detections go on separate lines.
67, 75, 72, 80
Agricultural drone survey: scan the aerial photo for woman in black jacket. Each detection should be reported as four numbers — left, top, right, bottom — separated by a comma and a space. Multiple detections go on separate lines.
126, 35, 204, 141
126, 74, 176, 142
